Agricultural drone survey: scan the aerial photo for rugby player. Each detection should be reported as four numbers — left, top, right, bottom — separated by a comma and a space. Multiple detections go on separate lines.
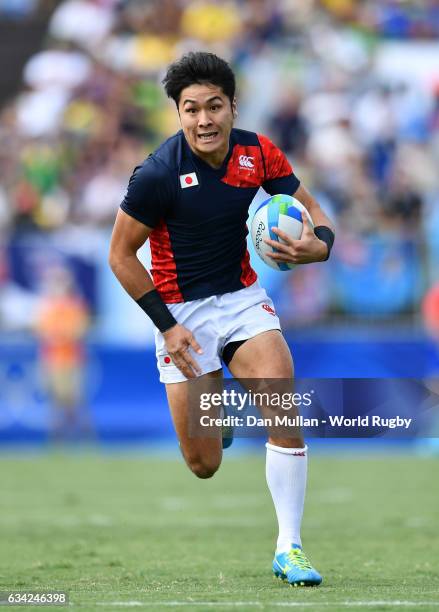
109, 52, 334, 587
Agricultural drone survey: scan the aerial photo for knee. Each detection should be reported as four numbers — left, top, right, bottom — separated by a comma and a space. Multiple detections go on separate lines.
185, 454, 221, 479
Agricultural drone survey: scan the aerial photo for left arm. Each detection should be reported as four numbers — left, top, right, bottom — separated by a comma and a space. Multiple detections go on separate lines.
265, 184, 335, 265
294, 184, 334, 231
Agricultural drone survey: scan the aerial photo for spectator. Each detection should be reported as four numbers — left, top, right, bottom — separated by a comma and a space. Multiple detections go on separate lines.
1, 0, 439, 330
34, 266, 91, 441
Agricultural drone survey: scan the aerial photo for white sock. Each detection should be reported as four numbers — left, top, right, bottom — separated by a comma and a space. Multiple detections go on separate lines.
265, 442, 308, 554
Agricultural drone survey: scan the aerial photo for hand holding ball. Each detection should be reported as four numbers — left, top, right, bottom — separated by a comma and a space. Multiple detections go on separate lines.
251, 194, 318, 270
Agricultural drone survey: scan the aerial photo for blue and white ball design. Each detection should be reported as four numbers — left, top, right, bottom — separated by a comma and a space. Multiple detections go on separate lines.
250, 194, 314, 271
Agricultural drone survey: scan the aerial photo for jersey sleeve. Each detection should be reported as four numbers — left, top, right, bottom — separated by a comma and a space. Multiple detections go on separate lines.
120, 156, 173, 228
257, 133, 300, 196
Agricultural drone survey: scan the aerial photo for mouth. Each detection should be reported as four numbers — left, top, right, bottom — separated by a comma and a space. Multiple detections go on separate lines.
198, 131, 219, 143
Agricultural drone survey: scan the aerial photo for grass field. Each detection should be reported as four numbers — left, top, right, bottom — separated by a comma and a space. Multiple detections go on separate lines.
0, 452, 438, 611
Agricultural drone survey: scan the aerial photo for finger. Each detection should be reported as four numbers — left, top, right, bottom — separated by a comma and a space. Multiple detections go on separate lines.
265, 235, 301, 251
183, 350, 202, 376
267, 252, 298, 263
263, 238, 291, 253
271, 227, 292, 243
172, 354, 199, 378
176, 361, 197, 378
301, 211, 314, 235
175, 347, 202, 376
188, 334, 203, 355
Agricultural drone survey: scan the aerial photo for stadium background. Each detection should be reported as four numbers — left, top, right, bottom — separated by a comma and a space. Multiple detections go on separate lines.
1, 2, 439, 609
1, 0, 439, 444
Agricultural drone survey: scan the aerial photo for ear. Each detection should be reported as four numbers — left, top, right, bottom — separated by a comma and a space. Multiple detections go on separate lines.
232, 97, 238, 118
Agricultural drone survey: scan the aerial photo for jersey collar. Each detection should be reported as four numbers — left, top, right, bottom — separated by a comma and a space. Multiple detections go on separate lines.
182, 130, 234, 175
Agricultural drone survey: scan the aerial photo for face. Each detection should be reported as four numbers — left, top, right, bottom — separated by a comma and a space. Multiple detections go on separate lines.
178, 83, 236, 168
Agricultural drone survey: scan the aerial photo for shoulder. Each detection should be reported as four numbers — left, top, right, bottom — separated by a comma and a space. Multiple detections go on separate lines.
134, 155, 171, 183
151, 130, 184, 172
256, 132, 281, 153
230, 129, 286, 159
123, 148, 175, 210
126, 130, 183, 186
229, 128, 281, 151
256, 133, 290, 168
129, 150, 173, 192
230, 127, 260, 146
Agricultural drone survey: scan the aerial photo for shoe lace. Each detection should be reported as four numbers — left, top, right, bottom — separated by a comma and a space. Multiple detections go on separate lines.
287, 548, 312, 570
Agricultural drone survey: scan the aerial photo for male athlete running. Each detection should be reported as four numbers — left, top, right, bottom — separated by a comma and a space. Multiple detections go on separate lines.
109, 52, 334, 587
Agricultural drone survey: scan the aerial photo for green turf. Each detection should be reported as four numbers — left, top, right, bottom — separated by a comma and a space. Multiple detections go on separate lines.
0, 452, 438, 611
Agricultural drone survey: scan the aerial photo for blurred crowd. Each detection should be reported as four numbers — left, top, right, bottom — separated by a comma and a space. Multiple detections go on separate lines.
1, 0, 439, 333
0, 0, 56, 19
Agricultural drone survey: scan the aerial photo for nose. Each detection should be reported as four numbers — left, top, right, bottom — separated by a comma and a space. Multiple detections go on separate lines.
198, 109, 213, 128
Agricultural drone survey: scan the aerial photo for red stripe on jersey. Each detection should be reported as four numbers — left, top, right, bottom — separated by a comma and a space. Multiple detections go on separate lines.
221, 144, 265, 188
240, 247, 257, 287
149, 220, 183, 303
257, 133, 293, 179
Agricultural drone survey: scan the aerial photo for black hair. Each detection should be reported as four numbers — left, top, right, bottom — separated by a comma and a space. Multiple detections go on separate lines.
162, 52, 236, 106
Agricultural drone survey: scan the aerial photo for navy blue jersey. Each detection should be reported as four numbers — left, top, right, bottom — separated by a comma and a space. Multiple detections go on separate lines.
121, 128, 300, 303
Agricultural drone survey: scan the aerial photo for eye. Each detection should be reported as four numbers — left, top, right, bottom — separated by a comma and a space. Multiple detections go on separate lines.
186, 108, 197, 114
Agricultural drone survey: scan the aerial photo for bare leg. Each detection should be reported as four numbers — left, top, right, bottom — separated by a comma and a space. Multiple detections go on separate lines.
227, 330, 303, 448
165, 369, 223, 479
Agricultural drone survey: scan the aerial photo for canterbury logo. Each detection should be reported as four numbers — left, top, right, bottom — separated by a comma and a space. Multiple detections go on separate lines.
262, 303, 276, 316
239, 155, 254, 169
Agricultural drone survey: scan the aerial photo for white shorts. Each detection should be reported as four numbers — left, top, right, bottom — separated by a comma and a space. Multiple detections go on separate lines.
154, 281, 281, 384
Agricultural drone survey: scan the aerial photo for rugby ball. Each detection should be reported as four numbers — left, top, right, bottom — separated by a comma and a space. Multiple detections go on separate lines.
250, 194, 313, 271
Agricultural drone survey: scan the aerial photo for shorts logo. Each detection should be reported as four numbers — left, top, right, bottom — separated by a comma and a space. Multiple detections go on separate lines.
262, 303, 276, 316
159, 354, 173, 367
180, 172, 199, 188
238, 155, 254, 169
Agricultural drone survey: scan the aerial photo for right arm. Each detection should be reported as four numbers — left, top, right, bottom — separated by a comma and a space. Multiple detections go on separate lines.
109, 209, 203, 378
109, 208, 155, 299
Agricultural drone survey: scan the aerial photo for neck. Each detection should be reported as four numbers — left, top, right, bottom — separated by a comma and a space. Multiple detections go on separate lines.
199, 149, 228, 169
187, 140, 230, 169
